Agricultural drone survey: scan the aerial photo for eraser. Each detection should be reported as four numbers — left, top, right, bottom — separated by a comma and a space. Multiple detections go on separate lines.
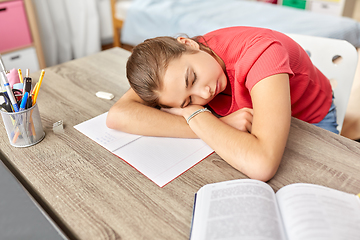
96, 91, 114, 100
6, 69, 21, 87
13, 83, 24, 90
53, 120, 64, 134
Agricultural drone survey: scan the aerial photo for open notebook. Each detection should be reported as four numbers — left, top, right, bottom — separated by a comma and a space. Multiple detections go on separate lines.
74, 112, 214, 187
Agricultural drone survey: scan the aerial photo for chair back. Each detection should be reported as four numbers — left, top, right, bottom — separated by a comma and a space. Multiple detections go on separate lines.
287, 34, 358, 133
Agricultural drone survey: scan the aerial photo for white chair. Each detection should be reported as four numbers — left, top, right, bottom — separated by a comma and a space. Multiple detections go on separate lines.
287, 34, 358, 133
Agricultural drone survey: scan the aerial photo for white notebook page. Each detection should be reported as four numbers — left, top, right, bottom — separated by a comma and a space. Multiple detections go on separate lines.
74, 112, 214, 187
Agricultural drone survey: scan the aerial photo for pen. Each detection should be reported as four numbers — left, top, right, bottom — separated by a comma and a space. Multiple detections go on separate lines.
19, 92, 28, 111
24, 69, 31, 91
12, 91, 31, 144
0, 55, 19, 112
32, 69, 45, 105
23, 69, 32, 109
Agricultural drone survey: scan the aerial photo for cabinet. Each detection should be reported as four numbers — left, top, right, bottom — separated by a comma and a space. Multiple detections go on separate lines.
278, 0, 356, 17
0, 0, 45, 72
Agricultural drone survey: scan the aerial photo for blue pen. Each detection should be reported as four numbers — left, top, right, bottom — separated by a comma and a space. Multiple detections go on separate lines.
0, 55, 19, 112
12, 91, 30, 144
19, 92, 28, 111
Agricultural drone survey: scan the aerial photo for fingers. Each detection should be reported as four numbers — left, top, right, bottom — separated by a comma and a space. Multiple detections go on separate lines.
160, 107, 171, 113
161, 105, 204, 119
238, 113, 253, 133
245, 120, 252, 133
219, 108, 254, 132
241, 107, 254, 116
161, 107, 181, 115
161, 107, 188, 117
239, 109, 254, 126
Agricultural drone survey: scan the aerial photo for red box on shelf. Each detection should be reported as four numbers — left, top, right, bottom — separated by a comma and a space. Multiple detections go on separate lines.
0, 0, 32, 52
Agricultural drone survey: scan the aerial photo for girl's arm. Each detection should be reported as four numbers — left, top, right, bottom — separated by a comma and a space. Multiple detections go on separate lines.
107, 88, 254, 137
106, 88, 198, 138
170, 73, 291, 182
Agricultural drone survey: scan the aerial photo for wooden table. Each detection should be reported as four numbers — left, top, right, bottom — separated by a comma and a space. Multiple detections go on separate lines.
1, 47, 360, 240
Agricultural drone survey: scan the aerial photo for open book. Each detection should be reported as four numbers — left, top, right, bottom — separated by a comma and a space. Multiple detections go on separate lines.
190, 179, 360, 240
74, 112, 214, 187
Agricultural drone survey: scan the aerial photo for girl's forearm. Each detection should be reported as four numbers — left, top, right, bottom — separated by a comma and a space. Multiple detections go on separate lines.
106, 100, 198, 138
186, 111, 284, 181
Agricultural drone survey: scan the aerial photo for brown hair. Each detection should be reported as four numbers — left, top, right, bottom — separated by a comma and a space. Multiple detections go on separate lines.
126, 36, 214, 107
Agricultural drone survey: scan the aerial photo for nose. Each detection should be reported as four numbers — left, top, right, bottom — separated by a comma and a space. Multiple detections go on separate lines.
198, 85, 211, 99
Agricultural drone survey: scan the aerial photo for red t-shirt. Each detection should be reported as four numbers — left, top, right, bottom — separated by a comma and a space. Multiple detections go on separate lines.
202, 27, 332, 123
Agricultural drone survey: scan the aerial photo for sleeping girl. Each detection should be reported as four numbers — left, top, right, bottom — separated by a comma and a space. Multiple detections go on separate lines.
106, 26, 337, 181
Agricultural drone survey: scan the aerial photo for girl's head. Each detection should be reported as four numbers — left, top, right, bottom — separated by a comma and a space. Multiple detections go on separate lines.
126, 36, 227, 108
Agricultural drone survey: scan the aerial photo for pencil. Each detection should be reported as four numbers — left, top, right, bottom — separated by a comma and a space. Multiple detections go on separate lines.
12, 129, 20, 144
17, 69, 23, 84
32, 69, 45, 105
32, 82, 39, 95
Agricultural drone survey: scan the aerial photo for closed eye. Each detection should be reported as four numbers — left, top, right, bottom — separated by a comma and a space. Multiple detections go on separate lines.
181, 71, 196, 108
192, 72, 197, 85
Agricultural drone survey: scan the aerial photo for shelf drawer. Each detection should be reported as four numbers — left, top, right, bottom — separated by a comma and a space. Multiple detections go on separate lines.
309, 1, 342, 15
2, 47, 39, 72
282, 0, 307, 9
0, 0, 32, 52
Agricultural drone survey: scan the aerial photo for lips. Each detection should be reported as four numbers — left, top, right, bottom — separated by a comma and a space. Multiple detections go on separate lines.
214, 80, 220, 96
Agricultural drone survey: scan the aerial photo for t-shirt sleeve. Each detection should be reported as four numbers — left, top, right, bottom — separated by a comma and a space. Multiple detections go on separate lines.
245, 41, 294, 91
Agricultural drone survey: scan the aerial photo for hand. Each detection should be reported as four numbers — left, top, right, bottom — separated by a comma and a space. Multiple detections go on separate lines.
220, 108, 253, 132
161, 105, 204, 120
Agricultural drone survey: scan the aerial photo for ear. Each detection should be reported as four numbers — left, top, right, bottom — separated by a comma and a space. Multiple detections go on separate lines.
177, 37, 200, 50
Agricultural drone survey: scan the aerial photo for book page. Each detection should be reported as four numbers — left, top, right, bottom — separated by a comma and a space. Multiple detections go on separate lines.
276, 183, 360, 240
191, 179, 287, 240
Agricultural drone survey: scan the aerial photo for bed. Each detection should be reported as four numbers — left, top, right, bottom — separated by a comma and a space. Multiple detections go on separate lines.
114, 0, 360, 48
